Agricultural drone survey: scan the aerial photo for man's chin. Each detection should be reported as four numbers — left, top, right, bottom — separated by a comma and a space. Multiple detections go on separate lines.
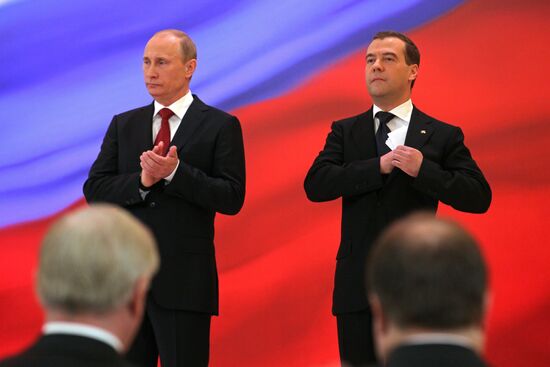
147, 90, 163, 99
367, 88, 387, 98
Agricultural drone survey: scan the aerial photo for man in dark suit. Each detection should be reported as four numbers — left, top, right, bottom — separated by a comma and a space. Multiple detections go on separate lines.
0, 204, 159, 367
367, 214, 489, 367
83, 30, 245, 367
304, 31, 491, 366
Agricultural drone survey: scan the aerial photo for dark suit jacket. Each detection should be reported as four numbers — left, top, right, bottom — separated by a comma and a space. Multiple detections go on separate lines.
386, 344, 488, 367
0, 334, 135, 367
304, 107, 491, 314
83, 96, 246, 314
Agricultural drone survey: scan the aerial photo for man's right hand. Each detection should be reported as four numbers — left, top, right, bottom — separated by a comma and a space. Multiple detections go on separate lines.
140, 144, 163, 188
140, 171, 160, 188
380, 151, 394, 174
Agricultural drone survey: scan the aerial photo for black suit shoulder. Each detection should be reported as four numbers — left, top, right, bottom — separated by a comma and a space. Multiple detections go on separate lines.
387, 344, 488, 367
332, 110, 370, 128
115, 104, 152, 119
111, 95, 238, 123
0, 335, 136, 367
413, 107, 463, 134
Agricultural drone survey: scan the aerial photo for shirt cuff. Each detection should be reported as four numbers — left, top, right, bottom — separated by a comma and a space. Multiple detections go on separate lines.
164, 160, 180, 183
139, 189, 149, 200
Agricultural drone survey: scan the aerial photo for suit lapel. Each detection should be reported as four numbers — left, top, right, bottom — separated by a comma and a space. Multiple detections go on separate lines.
133, 103, 155, 153
403, 106, 434, 150
351, 109, 377, 159
170, 95, 208, 151
386, 106, 434, 184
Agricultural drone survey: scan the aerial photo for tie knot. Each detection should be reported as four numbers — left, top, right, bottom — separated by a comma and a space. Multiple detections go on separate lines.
159, 108, 174, 120
376, 111, 395, 126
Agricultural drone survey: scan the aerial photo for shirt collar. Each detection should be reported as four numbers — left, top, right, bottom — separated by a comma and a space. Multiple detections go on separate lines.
43, 321, 123, 352
400, 332, 474, 349
153, 90, 194, 120
373, 99, 413, 124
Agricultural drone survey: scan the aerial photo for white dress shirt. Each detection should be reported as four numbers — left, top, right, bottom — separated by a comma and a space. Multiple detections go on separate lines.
373, 99, 413, 148
43, 321, 122, 352
152, 90, 194, 183
140, 91, 194, 198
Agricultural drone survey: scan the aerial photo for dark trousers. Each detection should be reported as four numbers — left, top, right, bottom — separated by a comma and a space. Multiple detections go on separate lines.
126, 297, 212, 367
336, 310, 377, 367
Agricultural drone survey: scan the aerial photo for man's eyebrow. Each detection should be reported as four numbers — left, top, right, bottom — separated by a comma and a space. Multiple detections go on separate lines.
366, 51, 399, 58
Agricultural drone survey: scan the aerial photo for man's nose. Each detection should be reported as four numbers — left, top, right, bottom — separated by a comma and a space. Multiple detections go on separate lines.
144, 65, 158, 78
372, 58, 383, 71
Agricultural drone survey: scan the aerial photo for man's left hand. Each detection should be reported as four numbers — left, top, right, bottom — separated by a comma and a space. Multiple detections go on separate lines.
140, 144, 179, 179
392, 145, 423, 177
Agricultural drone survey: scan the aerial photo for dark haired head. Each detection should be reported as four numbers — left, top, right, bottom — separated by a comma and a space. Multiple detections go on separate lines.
372, 31, 420, 88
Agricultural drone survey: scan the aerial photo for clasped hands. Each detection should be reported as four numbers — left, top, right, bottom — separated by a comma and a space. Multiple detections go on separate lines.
140, 142, 179, 188
380, 145, 423, 177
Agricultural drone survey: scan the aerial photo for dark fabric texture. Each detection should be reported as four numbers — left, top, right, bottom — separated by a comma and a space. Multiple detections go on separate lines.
386, 344, 488, 367
0, 334, 136, 367
337, 310, 376, 366
126, 297, 211, 367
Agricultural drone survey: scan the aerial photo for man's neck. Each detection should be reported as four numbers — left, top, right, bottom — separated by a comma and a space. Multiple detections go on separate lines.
372, 93, 411, 112
45, 310, 128, 352
383, 325, 484, 359
156, 87, 190, 107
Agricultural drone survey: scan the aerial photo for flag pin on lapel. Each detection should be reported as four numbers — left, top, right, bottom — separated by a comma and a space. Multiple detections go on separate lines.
420, 130, 427, 134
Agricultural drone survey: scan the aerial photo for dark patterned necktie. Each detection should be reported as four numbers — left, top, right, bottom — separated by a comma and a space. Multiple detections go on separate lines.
154, 108, 174, 156
375, 111, 394, 156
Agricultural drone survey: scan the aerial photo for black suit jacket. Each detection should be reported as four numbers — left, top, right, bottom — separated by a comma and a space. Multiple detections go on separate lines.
0, 334, 135, 367
304, 107, 491, 314
386, 344, 488, 367
83, 96, 246, 314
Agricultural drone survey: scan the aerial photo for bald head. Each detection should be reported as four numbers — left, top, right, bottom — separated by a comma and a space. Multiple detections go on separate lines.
368, 213, 488, 330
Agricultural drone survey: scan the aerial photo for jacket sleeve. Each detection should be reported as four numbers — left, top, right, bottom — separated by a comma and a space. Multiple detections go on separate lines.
304, 121, 383, 202
163, 115, 246, 215
412, 127, 492, 213
83, 115, 143, 206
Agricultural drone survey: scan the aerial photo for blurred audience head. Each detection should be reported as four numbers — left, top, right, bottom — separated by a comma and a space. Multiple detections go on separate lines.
37, 204, 159, 351
367, 213, 489, 361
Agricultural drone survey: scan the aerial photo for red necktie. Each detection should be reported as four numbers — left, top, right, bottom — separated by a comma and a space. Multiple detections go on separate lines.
154, 108, 174, 156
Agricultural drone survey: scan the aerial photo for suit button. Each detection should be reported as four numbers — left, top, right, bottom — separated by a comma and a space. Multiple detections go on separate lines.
149, 202, 156, 208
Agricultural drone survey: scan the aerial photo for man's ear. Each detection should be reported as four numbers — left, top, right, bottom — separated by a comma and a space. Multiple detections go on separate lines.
408, 64, 419, 83
369, 294, 388, 335
369, 293, 391, 363
184, 59, 197, 78
127, 276, 150, 319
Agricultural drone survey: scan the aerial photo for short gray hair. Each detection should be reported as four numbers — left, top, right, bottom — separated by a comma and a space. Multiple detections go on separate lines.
37, 204, 159, 314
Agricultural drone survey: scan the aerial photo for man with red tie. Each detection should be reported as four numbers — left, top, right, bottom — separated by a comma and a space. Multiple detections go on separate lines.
84, 30, 246, 367
304, 31, 491, 366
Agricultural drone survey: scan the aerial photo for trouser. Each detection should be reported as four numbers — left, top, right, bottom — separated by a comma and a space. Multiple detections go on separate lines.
336, 310, 377, 367
127, 297, 212, 367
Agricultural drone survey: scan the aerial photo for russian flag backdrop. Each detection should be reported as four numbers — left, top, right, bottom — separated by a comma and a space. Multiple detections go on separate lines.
1, 0, 549, 366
